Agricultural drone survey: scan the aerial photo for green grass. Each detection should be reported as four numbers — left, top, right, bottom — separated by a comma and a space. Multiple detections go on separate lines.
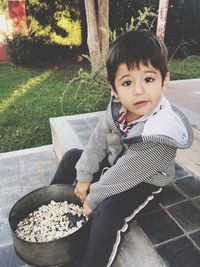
0, 57, 200, 153
0, 62, 110, 152
169, 56, 200, 80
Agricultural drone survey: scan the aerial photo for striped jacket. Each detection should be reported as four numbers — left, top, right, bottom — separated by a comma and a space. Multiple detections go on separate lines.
75, 96, 193, 210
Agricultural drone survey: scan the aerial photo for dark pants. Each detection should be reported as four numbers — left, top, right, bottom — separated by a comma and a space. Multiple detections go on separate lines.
51, 149, 162, 267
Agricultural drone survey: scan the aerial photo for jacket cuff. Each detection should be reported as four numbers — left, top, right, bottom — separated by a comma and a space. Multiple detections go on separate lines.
85, 194, 99, 210
76, 170, 93, 183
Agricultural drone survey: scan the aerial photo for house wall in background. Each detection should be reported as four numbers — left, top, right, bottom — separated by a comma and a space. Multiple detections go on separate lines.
0, 0, 27, 61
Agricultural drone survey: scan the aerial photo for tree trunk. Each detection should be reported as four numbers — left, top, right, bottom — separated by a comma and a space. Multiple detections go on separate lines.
98, 0, 109, 64
156, 0, 169, 41
84, 0, 101, 71
84, 0, 109, 72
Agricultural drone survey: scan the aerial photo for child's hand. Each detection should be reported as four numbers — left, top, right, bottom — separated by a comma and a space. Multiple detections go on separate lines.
74, 181, 91, 203
83, 202, 92, 216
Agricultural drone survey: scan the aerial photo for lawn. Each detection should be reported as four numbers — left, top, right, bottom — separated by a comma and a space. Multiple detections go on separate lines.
0, 57, 200, 153
0, 61, 110, 152
169, 56, 200, 80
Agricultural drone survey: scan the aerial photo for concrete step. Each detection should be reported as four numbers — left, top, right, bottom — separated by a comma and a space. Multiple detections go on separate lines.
49, 111, 104, 160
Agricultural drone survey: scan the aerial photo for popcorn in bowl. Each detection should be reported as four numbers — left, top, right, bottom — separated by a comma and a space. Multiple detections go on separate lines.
15, 200, 89, 243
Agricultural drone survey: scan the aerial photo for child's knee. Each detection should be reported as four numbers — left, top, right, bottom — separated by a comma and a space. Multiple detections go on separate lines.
62, 148, 81, 160
61, 148, 82, 167
92, 199, 123, 229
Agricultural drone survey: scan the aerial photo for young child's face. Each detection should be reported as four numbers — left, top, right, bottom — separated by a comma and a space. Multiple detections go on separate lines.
113, 62, 169, 121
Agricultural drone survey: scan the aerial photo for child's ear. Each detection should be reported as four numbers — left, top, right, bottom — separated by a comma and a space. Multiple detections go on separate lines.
162, 72, 170, 92
110, 85, 119, 98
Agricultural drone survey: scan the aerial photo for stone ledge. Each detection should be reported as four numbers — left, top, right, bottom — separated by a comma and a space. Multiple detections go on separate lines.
0, 145, 56, 160
49, 111, 104, 160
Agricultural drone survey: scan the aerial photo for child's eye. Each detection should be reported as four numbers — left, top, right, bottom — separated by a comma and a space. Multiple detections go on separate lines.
145, 77, 155, 83
122, 80, 131, 86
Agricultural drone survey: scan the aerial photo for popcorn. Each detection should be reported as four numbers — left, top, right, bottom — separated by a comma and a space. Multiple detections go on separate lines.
15, 200, 88, 242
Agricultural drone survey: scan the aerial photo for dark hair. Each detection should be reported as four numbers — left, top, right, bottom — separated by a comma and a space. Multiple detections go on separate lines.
106, 30, 169, 88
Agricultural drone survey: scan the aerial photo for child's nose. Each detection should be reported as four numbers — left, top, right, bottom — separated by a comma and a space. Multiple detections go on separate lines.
133, 81, 144, 95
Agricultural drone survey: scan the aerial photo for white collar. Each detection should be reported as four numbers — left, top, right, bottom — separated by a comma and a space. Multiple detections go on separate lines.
119, 96, 169, 125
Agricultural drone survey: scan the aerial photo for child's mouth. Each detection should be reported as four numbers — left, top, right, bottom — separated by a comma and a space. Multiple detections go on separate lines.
134, 100, 149, 107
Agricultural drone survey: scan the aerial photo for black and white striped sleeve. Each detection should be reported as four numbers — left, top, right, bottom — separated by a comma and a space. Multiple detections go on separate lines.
75, 108, 111, 182
85, 142, 176, 210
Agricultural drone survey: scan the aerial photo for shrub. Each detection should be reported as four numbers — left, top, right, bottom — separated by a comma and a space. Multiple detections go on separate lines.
6, 34, 82, 67
6, 35, 34, 66
6, 0, 85, 67
26, 0, 82, 47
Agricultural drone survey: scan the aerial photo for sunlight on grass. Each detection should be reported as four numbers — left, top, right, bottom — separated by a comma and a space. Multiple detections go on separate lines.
0, 71, 51, 114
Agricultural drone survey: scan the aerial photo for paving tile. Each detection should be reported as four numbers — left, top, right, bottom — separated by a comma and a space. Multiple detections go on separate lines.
167, 200, 200, 232
68, 117, 99, 133
69, 123, 90, 132
35, 148, 57, 161
138, 197, 161, 216
0, 221, 12, 247
40, 158, 58, 184
0, 189, 22, 208
0, 245, 25, 267
68, 120, 93, 145
157, 185, 186, 206
193, 197, 200, 208
86, 117, 100, 129
137, 209, 183, 245
43, 170, 56, 185
89, 122, 99, 129
86, 116, 101, 124
21, 183, 45, 196
0, 206, 11, 222
76, 132, 92, 146
39, 159, 58, 174
18, 147, 57, 163
0, 157, 20, 178
175, 163, 190, 179
18, 149, 56, 177
19, 157, 42, 177
0, 175, 21, 193
175, 176, 200, 197
20, 172, 44, 186
156, 236, 200, 267
189, 230, 200, 248
68, 118, 89, 127
73, 125, 93, 135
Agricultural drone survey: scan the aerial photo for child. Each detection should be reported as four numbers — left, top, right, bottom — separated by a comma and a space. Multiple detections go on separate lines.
51, 30, 193, 267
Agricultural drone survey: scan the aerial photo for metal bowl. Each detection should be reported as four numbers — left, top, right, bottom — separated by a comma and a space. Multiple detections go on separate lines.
9, 184, 90, 267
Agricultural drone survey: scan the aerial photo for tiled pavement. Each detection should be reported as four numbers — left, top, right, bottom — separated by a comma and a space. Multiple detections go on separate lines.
0, 145, 58, 267
137, 167, 200, 267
